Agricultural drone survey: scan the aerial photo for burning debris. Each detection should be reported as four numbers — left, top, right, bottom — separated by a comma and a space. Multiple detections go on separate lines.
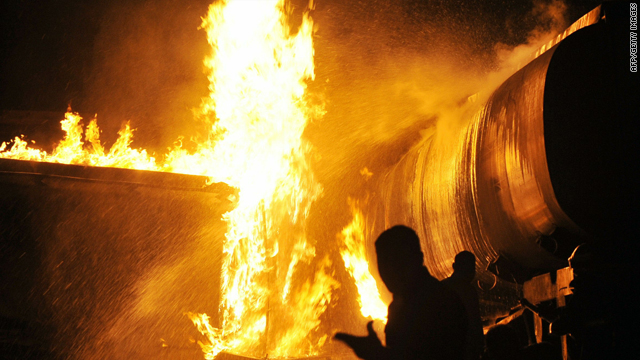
0, 110, 157, 170
1, 0, 354, 358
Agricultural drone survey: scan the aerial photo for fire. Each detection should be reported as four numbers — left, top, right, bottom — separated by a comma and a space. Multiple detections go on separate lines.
0, 0, 338, 358
0, 110, 157, 170
338, 199, 388, 323
0, 136, 44, 161
175, 0, 334, 358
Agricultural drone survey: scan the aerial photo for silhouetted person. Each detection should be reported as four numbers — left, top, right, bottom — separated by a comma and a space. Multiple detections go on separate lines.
334, 225, 467, 360
442, 251, 484, 360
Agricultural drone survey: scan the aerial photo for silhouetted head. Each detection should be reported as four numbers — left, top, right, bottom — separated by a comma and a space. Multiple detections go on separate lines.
375, 225, 425, 295
452, 250, 476, 283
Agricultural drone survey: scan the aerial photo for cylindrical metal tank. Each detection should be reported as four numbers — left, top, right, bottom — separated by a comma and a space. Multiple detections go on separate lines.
368, 2, 638, 314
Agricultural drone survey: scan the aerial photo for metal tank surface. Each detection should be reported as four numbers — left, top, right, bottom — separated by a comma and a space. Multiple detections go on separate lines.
369, 2, 637, 316
0, 158, 236, 359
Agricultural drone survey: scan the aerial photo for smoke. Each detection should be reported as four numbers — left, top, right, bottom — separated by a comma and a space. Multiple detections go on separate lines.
305, 0, 579, 188
433, 0, 572, 140
493, 0, 568, 78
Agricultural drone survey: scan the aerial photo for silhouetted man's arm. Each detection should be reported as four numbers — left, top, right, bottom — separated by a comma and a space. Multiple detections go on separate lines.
334, 321, 392, 360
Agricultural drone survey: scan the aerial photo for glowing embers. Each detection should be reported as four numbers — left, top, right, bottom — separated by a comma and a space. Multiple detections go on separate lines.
338, 199, 388, 323
0, 110, 157, 170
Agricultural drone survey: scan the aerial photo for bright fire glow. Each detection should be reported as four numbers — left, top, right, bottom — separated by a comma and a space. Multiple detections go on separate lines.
0, 110, 157, 170
171, 0, 335, 358
0, 0, 339, 358
338, 199, 388, 323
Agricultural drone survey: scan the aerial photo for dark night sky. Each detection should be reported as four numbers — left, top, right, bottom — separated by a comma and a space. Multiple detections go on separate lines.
1, 0, 107, 111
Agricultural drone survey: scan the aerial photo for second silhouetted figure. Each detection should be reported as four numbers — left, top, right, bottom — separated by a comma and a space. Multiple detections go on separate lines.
442, 251, 484, 360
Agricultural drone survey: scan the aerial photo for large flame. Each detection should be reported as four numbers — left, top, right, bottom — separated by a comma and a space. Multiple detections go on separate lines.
0, 0, 341, 358
174, 0, 335, 358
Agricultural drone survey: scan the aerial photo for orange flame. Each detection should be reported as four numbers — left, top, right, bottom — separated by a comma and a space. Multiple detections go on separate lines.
0, 0, 336, 358
0, 111, 157, 170
0, 136, 45, 161
338, 199, 388, 323
179, 0, 332, 358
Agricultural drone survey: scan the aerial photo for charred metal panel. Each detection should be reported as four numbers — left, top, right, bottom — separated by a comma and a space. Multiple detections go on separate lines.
0, 158, 235, 359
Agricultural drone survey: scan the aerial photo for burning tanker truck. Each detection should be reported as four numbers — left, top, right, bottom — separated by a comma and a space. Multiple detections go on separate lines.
0, 1, 638, 360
